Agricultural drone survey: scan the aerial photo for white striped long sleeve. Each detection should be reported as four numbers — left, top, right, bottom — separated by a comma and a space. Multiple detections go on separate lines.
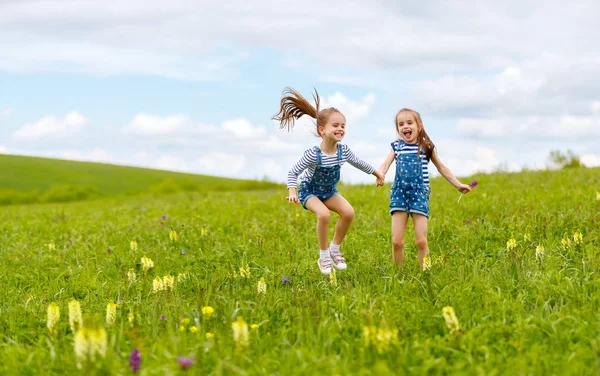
287, 148, 318, 188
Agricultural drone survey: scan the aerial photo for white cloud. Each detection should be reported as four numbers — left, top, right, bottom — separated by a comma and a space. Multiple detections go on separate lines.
5, 1, 597, 78
12, 111, 88, 140
321, 92, 376, 125
198, 152, 246, 176
581, 154, 600, 167
457, 115, 600, 140
123, 113, 188, 135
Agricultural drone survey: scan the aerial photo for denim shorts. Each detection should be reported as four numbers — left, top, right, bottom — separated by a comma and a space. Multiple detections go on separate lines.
298, 182, 339, 209
389, 183, 430, 218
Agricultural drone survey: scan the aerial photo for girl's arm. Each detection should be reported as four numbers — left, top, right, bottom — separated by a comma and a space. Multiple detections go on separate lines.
430, 149, 471, 193
342, 145, 384, 185
286, 148, 317, 203
378, 148, 395, 177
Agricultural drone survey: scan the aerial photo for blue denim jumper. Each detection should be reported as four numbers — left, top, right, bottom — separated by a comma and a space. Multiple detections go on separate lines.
298, 144, 343, 209
389, 141, 430, 218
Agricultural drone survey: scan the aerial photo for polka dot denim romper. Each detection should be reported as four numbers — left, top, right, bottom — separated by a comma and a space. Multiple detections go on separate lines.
389, 141, 431, 218
298, 144, 343, 209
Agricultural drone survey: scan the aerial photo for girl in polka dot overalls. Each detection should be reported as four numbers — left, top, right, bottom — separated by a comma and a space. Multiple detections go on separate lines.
274, 87, 385, 275
378, 108, 472, 269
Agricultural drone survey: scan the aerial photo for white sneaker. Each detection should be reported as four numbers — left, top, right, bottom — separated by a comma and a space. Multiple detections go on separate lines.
317, 257, 333, 275
330, 249, 347, 270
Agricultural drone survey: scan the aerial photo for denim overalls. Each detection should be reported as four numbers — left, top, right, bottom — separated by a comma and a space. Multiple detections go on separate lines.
389, 141, 430, 218
298, 145, 343, 209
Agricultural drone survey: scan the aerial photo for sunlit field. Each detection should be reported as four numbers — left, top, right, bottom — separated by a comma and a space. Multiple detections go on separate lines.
1, 166, 598, 375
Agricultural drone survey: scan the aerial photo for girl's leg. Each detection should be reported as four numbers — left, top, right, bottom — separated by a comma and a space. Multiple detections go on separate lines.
304, 197, 331, 251
323, 195, 355, 245
391, 211, 409, 265
412, 214, 429, 268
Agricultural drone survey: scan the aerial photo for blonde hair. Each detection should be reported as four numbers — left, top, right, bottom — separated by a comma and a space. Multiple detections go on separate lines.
273, 87, 342, 136
396, 108, 435, 161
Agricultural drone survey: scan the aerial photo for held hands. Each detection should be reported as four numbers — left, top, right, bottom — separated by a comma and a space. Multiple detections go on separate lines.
286, 188, 300, 204
374, 169, 385, 186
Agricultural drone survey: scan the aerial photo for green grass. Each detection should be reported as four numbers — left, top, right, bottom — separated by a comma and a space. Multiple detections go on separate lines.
0, 154, 279, 205
0, 166, 599, 375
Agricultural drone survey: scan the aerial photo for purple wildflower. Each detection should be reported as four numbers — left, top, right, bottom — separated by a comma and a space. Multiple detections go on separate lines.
129, 348, 141, 373
161, 315, 166, 321
281, 276, 290, 284
177, 356, 194, 370
469, 181, 478, 188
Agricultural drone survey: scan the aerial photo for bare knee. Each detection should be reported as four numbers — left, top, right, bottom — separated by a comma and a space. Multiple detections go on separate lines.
341, 206, 355, 222
316, 210, 330, 223
392, 237, 404, 250
416, 236, 428, 250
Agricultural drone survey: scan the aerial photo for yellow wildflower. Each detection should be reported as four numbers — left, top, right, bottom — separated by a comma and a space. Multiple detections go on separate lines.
105, 302, 117, 326
535, 245, 545, 261
189, 325, 198, 333
561, 237, 571, 250
205, 332, 214, 339
47, 303, 60, 335
362, 325, 377, 347
127, 269, 137, 283
163, 275, 174, 291
375, 327, 398, 354
257, 277, 267, 295
68, 300, 83, 333
130, 240, 137, 251
201, 306, 214, 319
330, 268, 337, 286
239, 264, 250, 278
422, 254, 432, 271
573, 231, 583, 245
169, 230, 178, 241
506, 238, 517, 251
152, 277, 164, 292
442, 306, 461, 335
141, 256, 154, 272
362, 325, 398, 353
74, 327, 107, 369
232, 316, 249, 350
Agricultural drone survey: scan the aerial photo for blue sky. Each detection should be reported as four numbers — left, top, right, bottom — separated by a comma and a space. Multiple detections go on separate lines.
1, 0, 599, 184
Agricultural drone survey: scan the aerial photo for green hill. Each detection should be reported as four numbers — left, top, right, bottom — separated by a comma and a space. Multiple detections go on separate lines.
0, 154, 280, 205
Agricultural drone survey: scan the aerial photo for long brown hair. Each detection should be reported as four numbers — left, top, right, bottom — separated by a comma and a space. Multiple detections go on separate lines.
396, 108, 435, 161
273, 87, 342, 136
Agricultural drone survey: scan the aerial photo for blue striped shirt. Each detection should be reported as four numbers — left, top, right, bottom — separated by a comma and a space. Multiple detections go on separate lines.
392, 140, 430, 185
287, 144, 375, 188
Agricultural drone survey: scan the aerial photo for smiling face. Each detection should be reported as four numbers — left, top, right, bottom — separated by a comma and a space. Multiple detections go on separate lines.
318, 112, 346, 142
396, 111, 419, 144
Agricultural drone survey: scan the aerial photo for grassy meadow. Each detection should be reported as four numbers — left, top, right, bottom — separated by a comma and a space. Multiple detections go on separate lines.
0, 154, 278, 205
0, 161, 599, 375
